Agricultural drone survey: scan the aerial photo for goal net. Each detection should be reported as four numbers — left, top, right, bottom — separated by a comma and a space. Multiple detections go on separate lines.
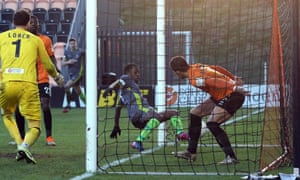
95, 0, 295, 177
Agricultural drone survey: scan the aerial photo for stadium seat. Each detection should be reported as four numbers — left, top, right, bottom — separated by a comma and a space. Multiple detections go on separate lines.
0, 19, 11, 32
4, 0, 19, 11
32, 8, 47, 23
62, 7, 75, 22
1, 8, 14, 22
50, 0, 65, 10
43, 30, 56, 42
35, 0, 50, 10
65, 0, 76, 8
60, 21, 70, 32
47, 7, 62, 23
20, 0, 35, 11
45, 21, 59, 33
56, 30, 68, 43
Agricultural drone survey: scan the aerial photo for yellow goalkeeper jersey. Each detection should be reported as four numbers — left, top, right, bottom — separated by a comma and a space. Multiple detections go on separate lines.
0, 28, 58, 84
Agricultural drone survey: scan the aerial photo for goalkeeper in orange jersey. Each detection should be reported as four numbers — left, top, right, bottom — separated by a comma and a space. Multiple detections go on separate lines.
14, 15, 59, 146
103, 63, 189, 152
0, 9, 64, 164
169, 56, 248, 164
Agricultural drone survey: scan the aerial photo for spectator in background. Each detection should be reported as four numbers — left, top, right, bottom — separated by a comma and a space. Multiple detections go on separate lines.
61, 38, 86, 113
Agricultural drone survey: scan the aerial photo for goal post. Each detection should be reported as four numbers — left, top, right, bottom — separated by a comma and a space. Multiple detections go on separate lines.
156, 0, 167, 146
85, 0, 97, 173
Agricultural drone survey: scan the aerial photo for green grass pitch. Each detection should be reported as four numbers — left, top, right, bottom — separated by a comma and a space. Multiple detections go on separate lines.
0, 108, 292, 180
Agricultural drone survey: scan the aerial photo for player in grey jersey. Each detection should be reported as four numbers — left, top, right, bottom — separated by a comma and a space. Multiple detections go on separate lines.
103, 63, 189, 151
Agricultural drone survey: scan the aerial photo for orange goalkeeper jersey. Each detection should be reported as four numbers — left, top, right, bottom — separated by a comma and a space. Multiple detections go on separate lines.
37, 34, 54, 83
188, 63, 236, 101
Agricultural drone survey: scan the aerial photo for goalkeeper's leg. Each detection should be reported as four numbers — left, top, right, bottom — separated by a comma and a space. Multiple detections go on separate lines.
3, 113, 23, 145
23, 120, 41, 147
17, 120, 41, 164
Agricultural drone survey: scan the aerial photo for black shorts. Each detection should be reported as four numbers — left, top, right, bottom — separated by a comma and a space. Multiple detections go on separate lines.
212, 92, 245, 115
131, 108, 161, 129
38, 83, 50, 98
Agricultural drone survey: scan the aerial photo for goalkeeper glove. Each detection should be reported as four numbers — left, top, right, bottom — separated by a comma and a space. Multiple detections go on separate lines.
54, 73, 64, 88
103, 87, 113, 98
110, 126, 121, 138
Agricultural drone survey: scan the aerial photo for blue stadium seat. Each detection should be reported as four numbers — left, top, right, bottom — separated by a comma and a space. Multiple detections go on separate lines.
32, 8, 47, 23
0, 19, 11, 32
48, 7, 62, 23
45, 21, 59, 33
62, 7, 75, 22
1, 8, 15, 23
56, 30, 68, 43
60, 21, 71, 32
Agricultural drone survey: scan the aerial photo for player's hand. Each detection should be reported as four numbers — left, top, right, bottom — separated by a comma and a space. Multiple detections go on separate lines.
0, 81, 5, 93
103, 87, 113, 98
110, 126, 121, 138
69, 59, 77, 64
54, 73, 64, 88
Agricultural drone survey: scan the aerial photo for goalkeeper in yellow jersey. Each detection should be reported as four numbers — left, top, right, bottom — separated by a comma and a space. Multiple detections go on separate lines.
0, 9, 64, 164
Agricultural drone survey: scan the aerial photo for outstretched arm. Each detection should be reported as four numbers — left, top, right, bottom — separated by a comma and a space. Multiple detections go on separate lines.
103, 79, 122, 98
110, 105, 122, 138
114, 106, 122, 128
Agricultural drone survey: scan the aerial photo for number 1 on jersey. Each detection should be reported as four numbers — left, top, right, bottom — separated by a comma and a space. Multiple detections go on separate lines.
12, 39, 21, 58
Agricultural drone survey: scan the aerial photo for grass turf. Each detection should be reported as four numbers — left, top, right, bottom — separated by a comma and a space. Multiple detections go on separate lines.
0, 108, 293, 180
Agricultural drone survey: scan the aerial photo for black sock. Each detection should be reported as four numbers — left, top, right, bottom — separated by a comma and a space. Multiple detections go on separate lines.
15, 107, 25, 139
187, 114, 202, 154
66, 91, 71, 106
43, 109, 52, 137
207, 122, 237, 159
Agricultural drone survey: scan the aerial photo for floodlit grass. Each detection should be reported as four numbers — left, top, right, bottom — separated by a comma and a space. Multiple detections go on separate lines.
0, 108, 293, 180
